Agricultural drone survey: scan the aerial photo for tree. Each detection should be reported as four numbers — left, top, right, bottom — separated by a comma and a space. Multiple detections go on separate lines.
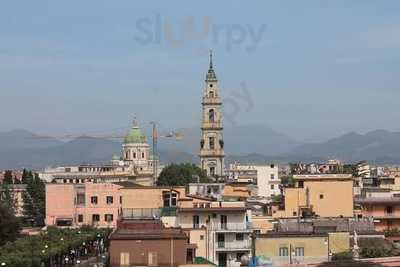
22, 173, 45, 226
0, 183, 16, 212
21, 169, 33, 184
157, 163, 210, 186
3, 170, 13, 184
0, 203, 21, 246
280, 175, 295, 187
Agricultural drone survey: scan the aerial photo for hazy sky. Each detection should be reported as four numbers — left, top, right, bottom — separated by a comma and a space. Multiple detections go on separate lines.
0, 1, 399, 142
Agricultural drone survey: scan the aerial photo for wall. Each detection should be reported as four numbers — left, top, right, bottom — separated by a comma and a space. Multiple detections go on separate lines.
46, 184, 75, 225
255, 235, 329, 266
281, 179, 353, 218
109, 239, 187, 267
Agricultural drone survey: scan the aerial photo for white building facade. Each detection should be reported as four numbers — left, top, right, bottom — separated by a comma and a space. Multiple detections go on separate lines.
227, 163, 280, 198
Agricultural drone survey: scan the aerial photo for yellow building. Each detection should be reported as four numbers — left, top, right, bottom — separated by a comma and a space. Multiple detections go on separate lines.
255, 232, 349, 266
275, 174, 354, 218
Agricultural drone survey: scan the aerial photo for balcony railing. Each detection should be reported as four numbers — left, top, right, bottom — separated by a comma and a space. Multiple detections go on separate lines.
202, 97, 222, 104
161, 207, 178, 217
209, 222, 252, 231
217, 240, 251, 250
201, 122, 223, 129
199, 149, 225, 157
122, 208, 161, 219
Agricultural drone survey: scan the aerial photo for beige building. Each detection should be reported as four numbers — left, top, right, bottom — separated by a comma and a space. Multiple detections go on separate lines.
275, 174, 354, 218
255, 232, 350, 266
0, 184, 26, 217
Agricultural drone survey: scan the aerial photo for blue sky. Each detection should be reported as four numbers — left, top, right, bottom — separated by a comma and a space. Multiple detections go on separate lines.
0, 1, 399, 142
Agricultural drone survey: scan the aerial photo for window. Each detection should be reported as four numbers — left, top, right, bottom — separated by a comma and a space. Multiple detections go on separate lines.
319, 194, 324, 199
91, 196, 98, 205
142, 152, 145, 158
295, 247, 305, 257
220, 215, 228, 230
236, 233, 244, 241
200, 235, 204, 240
210, 167, 215, 176
193, 215, 200, 229
386, 206, 394, 214
279, 247, 289, 257
78, 214, 83, 223
148, 252, 158, 267
209, 90, 214, 97
92, 214, 100, 222
105, 214, 114, 222
293, 211, 297, 216
163, 192, 177, 207
271, 174, 275, 180
133, 152, 136, 158
120, 196, 122, 204
209, 137, 215, 149
298, 180, 304, 188
209, 109, 215, 123
270, 184, 275, 190
120, 252, 130, 266
106, 196, 113, 204
236, 253, 245, 262
76, 193, 85, 205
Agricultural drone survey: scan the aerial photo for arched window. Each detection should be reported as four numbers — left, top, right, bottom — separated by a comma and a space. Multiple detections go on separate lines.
209, 91, 214, 98
209, 109, 215, 123
125, 151, 129, 159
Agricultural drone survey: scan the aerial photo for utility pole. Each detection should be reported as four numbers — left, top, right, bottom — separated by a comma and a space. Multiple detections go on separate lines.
150, 122, 158, 183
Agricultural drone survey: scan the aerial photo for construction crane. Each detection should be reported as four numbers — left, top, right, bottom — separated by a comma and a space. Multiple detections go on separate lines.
31, 122, 184, 180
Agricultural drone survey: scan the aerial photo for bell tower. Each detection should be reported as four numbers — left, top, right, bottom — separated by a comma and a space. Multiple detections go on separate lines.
199, 51, 225, 178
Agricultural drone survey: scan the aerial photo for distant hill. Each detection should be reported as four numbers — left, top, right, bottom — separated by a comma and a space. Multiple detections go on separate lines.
1, 128, 400, 169
286, 130, 400, 164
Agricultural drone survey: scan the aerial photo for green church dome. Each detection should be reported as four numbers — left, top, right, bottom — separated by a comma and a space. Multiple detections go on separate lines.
124, 119, 147, 144
112, 154, 120, 160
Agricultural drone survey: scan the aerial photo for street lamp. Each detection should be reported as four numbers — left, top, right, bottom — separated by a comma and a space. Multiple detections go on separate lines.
1, 262, 6, 266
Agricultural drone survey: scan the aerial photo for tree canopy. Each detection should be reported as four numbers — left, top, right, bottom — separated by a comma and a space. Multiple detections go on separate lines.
156, 163, 210, 186
0, 203, 21, 246
22, 172, 45, 226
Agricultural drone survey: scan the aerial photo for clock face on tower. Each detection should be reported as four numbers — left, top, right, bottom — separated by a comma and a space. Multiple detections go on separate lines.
199, 51, 225, 178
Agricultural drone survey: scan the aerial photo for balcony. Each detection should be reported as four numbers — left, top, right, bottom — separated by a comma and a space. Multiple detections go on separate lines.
216, 240, 251, 251
209, 222, 252, 232
161, 207, 178, 217
199, 149, 225, 157
122, 208, 161, 219
202, 97, 222, 105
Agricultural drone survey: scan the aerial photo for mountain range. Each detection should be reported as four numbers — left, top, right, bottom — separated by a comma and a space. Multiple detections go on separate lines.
1, 127, 400, 170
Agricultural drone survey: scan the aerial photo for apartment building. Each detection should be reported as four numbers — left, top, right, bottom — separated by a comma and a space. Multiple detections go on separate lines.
356, 188, 400, 231
255, 232, 349, 266
226, 163, 280, 198
120, 185, 251, 267
109, 219, 195, 267
46, 183, 122, 227
275, 174, 354, 218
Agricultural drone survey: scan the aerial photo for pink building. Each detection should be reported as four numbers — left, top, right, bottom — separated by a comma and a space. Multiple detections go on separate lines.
357, 197, 400, 232
46, 183, 122, 228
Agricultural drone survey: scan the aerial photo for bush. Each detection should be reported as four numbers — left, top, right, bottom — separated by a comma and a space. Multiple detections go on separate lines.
332, 250, 353, 261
